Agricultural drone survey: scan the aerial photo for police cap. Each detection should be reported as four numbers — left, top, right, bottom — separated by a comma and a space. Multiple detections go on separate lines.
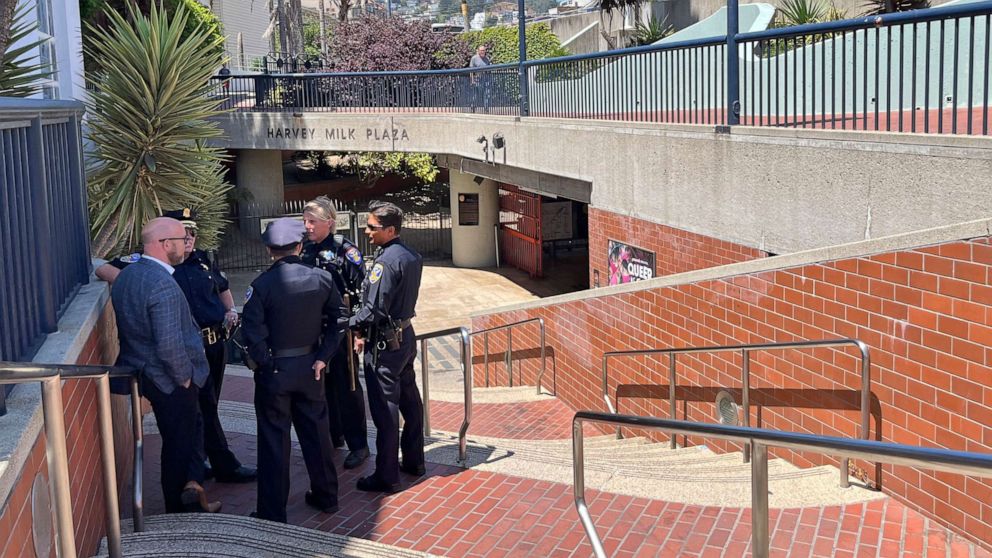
162, 208, 197, 229
262, 218, 306, 249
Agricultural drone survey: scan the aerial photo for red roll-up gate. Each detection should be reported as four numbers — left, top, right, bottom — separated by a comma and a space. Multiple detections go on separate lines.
498, 185, 542, 278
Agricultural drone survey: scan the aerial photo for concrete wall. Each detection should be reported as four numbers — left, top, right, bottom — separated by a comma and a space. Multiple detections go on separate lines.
450, 170, 500, 268
213, 113, 992, 257
234, 148, 285, 208
548, 12, 610, 54
471, 218, 992, 552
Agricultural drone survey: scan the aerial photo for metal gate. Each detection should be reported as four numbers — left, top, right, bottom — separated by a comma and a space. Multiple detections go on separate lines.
216, 187, 451, 271
498, 185, 542, 278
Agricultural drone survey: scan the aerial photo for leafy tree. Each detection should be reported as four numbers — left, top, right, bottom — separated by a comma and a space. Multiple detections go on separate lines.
328, 17, 473, 71
597, 0, 641, 49
85, 1, 231, 256
0, 2, 54, 97
81, 0, 224, 73
461, 23, 569, 63
351, 152, 440, 184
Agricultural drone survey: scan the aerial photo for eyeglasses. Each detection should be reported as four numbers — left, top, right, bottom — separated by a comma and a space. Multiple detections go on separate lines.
158, 236, 186, 244
365, 223, 386, 231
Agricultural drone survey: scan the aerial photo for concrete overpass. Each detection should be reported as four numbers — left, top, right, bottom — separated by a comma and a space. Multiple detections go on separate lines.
215, 111, 992, 258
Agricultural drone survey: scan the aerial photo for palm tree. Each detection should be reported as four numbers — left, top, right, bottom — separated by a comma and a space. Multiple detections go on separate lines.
85, 1, 231, 256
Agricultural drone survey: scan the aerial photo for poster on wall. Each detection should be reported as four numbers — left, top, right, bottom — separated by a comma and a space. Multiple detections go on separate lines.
607, 240, 655, 285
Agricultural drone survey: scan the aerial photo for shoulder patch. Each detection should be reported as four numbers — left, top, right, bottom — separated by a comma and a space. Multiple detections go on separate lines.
244, 286, 253, 303
345, 247, 363, 265
369, 263, 384, 284
119, 253, 141, 264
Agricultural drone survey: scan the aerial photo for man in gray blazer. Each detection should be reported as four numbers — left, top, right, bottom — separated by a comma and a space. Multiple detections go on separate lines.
112, 217, 218, 513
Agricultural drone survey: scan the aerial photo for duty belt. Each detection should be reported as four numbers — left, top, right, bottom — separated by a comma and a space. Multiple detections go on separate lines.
271, 344, 318, 358
201, 324, 224, 345
394, 318, 413, 329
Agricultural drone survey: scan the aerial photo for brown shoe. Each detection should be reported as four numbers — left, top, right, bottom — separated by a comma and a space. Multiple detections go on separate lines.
181, 481, 222, 513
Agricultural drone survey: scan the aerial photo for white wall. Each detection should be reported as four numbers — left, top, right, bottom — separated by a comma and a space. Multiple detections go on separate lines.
210, 0, 273, 71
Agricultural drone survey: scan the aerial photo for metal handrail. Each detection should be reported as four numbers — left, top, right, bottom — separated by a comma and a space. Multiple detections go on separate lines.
573, 411, 992, 558
415, 326, 472, 464
602, 339, 870, 487
0, 363, 139, 558
471, 317, 547, 394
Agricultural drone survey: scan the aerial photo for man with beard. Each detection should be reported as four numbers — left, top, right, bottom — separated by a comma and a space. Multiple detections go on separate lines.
111, 217, 219, 513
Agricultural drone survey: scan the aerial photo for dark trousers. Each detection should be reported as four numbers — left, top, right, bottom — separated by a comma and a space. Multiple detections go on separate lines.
254, 354, 338, 523
326, 338, 368, 452
364, 327, 424, 485
143, 379, 200, 513
195, 338, 241, 476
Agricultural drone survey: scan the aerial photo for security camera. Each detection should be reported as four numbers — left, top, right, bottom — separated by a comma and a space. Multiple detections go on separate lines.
476, 135, 487, 144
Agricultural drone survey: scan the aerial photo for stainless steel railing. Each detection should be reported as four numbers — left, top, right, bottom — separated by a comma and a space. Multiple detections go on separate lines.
472, 317, 547, 394
573, 410, 992, 558
0, 363, 140, 558
416, 326, 472, 464
601, 339, 870, 487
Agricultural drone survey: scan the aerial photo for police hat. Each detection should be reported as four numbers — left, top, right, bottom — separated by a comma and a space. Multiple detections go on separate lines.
162, 208, 197, 229
262, 218, 306, 249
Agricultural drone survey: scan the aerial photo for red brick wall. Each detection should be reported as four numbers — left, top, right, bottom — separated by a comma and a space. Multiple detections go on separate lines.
473, 236, 992, 551
0, 302, 118, 558
588, 208, 768, 287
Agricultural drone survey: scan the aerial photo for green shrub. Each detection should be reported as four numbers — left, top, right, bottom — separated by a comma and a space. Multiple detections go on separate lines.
461, 23, 568, 64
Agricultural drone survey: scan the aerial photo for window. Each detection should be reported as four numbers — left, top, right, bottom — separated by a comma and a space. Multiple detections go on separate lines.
458, 193, 479, 226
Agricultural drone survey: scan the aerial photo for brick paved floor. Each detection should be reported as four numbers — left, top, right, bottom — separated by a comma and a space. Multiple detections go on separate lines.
135, 375, 990, 557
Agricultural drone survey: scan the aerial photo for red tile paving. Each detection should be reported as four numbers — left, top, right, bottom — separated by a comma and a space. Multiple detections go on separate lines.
140, 374, 991, 557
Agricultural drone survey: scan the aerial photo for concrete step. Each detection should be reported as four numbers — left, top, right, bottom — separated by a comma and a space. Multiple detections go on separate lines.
202, 400, 885, 509
427, 384, 555, 404
93, 514, 435, 558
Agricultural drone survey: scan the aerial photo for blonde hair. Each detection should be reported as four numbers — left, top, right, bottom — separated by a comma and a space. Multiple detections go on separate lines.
303, 196, 337, 221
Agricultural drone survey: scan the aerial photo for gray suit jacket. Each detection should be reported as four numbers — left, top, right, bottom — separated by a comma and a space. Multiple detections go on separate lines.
112, 257, 209, 394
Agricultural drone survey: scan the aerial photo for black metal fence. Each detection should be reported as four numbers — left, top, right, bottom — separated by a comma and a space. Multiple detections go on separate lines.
209, 1, 992, 135
210, 64, 521, 116
216, 187, 452, 272
0, 98, 91, 416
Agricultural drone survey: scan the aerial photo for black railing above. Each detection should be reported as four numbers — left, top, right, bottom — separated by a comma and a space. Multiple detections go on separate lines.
209, 1, 992, 135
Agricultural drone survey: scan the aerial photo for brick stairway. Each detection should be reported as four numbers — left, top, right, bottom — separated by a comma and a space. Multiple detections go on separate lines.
115, 371, 992, 558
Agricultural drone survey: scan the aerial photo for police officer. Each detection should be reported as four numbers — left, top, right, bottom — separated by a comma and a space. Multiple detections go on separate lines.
164, 209, 256, 484
95, 209, 256, 488
242, 218, 342, 523
349, 201, 425, 493
301, 196, 370, 470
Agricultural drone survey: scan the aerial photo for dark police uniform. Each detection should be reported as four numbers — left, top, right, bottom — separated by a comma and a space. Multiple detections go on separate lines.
242, 219, 342, 523
349, 237, 425, 490
108, 247, 250, 484
170, 248, 248, 479
301, 234, 369, 458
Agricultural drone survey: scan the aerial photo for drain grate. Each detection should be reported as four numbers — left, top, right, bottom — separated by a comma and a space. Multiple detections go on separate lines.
715, 389, 740, 426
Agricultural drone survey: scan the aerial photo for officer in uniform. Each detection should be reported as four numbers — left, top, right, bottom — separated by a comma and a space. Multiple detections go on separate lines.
349, 201, 425, 494
95, 209, 256, 487
242, 218, 342, 523
300, 196, 370, 470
